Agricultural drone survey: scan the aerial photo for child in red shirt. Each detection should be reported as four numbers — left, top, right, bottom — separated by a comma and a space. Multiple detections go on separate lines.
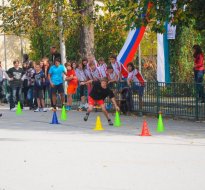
65, 62, 78, 111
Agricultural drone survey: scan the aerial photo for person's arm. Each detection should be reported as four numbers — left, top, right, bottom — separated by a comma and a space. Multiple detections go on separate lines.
3, 71, 13, 81
80, 79, 93, 85
48, 73, 54, 87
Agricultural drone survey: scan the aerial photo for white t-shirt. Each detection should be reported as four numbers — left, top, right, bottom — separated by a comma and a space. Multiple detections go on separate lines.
75, 68, 87, 82
128, 69, 144, 86
90, 67, 103, 81
98, 63, 107, 78
111, 61, 121, 78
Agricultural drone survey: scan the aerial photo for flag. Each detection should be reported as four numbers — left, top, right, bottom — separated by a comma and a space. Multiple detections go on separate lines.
157, 22, 171, 83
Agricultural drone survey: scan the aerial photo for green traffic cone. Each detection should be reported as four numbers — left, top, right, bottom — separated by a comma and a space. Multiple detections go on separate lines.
16, 101, 22, 115
61, 106, 67, 121
157, 112, 165, 132
114, 111, 121, 127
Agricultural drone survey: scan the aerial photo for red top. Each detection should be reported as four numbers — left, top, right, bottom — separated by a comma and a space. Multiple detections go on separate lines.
194, 53, 204, 71
67, 69, 78, 86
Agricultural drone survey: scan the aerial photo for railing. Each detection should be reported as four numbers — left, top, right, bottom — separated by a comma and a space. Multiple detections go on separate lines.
2, 81, 205, 120
69, 81, 205, 120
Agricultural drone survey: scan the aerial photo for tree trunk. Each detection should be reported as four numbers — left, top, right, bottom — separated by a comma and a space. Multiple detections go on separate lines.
78, 0, 94, 57
58, 4, 67, 64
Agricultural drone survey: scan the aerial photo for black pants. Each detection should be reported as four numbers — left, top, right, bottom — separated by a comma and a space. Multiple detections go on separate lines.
9, 86, 23, 109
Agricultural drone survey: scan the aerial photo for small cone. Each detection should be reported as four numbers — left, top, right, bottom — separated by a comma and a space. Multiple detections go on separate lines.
157, 112, 165, 132
16, 101, 22, 115
61, 106, 67, 121
51, 111, 60, 124
140, 120, 151, 136
93, 116, 104, 131
114, 111, 121, 127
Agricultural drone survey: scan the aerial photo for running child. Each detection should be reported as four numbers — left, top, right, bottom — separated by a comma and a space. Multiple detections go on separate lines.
65, 62, 78, 111
81, 78, 120, 126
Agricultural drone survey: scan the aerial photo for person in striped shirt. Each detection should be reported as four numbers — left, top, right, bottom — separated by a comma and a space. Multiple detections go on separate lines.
127, 62, 145, 110
98, 57, 107, 78
75, 61, 88, 110
109, 54, 122, 80
89, 61, 103, 81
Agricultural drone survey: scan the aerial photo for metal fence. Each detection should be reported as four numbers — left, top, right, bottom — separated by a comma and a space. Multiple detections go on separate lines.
2, 81, 205, 120
67, 81, 205, 121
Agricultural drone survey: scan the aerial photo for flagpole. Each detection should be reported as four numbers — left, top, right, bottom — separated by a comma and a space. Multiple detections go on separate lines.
138, 43, 142, 73
2, 0, 7, 70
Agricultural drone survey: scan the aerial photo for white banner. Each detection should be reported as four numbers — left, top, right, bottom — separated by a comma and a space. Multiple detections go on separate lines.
167, 23, 176, 39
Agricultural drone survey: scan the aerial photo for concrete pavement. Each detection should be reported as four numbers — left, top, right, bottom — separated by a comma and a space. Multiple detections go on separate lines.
0, 106, 205, 190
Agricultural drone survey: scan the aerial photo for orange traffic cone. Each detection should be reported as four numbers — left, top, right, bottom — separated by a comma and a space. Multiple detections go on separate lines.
139, 120, 151, 136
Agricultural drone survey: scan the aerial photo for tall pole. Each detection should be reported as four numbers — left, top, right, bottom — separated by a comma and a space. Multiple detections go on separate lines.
2, 0, 7, 70
138, 43, 142, 73
57, 3, 66, 64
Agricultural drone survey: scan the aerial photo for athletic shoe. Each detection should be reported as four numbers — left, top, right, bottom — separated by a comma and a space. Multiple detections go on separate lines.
108, 120, 113, 126
34, 108, 40, 112
10, 107, 16, 112
0, 113, 2, 117
84, 103, 89, 109
84, 114, 89, 121
65, 105, 71, 111
42, 108, 47, 112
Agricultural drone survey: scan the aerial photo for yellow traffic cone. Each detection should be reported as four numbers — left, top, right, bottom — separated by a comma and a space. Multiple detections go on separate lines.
93, 116, 104, 131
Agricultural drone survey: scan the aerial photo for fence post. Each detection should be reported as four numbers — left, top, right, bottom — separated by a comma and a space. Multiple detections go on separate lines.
156, 81, 160, 115
195, 83, 199, 121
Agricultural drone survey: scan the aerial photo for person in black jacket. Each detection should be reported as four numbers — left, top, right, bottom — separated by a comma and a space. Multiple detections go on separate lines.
81, 77, 120, 126
50, 46, 61, 65
7, 60, 23, 111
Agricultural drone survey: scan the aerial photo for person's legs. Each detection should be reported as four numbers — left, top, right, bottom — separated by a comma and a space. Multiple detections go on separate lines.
10, 87, 16, 110
196, 71, 204, 101
101, 104, 110, 120
84, 96, 95, 121
84, 104, 94, 121
16, 87, 23, 109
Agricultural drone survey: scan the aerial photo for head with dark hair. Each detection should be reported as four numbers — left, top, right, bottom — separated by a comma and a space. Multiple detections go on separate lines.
107, 65, 113, 70
71, 61, 77, 69
54, 57, 61, 64
100, 77, 109, 89
109, 54, 117, 64
127, 62, 135, 72
193, 45, 203, 58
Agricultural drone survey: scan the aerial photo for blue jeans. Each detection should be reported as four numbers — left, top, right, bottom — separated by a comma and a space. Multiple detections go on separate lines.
9, 86, 23, 109
194, 70, 204, 100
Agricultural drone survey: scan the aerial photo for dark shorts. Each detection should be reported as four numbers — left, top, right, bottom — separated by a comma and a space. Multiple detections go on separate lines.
34, 88, 44, 99
79, 84, 86, 97
52, 83, 64, 94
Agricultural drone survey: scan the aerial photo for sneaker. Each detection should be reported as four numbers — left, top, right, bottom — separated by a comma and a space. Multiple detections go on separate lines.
10, 107, 16, 111
84, 103, 89, 109
65, 105, 71, 111
42, 108, 47, 112
84, 114, 89, 121
0, 113, 2, 117
34, 108, 40, 112
108, 120, 113, 126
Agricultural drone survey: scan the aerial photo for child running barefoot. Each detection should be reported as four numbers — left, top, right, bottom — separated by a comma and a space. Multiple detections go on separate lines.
33, 63, 47, 112
65, 62, 78, 111
81, 77, 120, 126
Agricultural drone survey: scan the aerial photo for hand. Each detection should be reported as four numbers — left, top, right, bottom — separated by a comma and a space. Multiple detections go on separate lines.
80, 82, 85, 85
50, 83, 54, 88
9, 77, 13, 81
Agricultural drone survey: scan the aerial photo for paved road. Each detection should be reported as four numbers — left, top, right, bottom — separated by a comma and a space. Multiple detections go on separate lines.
0, 106, 205, 190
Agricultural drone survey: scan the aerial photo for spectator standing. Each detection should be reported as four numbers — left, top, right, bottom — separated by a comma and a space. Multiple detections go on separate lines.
193, 45, 204, 103
7, 60, 24, 111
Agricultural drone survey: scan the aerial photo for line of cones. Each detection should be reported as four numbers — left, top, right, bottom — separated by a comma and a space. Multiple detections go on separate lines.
15, 102, 165, 135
